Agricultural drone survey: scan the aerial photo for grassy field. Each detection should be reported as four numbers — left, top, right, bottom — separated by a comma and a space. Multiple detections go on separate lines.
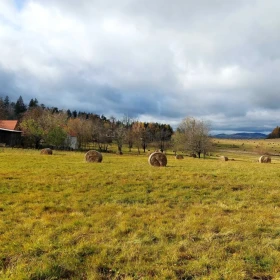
1, 142, 280, 279
212, 138, 280, 156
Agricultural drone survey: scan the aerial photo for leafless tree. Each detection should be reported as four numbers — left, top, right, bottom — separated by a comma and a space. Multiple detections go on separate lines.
67, 117, 92, 149
173, 117, 212, 158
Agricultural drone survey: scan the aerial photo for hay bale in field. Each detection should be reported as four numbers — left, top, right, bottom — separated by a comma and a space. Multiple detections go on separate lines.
148, 150, 162, 156
259, 155, 271, 163
175, 155, 184, 160
85, 150, 103, 163
148, 152, 167, 167
40, 148, 52, 155
190, 153, 197, 158
220, 156, 228, 161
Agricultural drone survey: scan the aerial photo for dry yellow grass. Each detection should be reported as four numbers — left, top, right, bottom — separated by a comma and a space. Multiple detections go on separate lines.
1, 143, 280, 279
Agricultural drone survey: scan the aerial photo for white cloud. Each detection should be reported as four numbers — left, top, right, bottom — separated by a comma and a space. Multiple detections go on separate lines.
0, 0, 280, 133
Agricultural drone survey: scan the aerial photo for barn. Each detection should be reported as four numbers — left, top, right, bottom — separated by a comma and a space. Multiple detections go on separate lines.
0, 120, 22, 147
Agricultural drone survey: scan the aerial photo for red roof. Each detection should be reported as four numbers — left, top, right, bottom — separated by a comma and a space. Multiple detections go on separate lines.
0, 120, 18, 130
68, 130, 77, 137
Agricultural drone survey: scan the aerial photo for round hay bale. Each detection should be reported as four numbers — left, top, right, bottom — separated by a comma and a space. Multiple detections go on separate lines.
220, 156, 228, 161
259, 155, 271, 163
148, 150, 162, 156
190, 153, 197, 158
40, 148, 52, 155
148, 152, 167, 167
175, 155, 184, 160
85, 150, 103, 163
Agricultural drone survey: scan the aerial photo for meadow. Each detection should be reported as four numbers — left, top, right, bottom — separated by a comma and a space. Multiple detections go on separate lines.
1, 140, 280, 279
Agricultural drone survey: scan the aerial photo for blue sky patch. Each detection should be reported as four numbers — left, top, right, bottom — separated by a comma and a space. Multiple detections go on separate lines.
14, 0, 26, 11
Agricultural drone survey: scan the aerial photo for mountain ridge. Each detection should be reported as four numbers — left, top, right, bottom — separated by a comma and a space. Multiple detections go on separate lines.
213, 132, 267, 139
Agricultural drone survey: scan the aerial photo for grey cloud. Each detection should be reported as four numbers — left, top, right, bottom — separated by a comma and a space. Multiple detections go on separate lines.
252, 89, 280, 110
0, 0, 280, 133
0, 68, 18, 96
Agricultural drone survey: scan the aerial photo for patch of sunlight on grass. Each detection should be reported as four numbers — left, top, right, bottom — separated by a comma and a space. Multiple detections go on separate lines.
1, 147, 280, 279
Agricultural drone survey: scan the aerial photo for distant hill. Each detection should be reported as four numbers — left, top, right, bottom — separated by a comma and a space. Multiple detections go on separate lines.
213, 133, 267, 139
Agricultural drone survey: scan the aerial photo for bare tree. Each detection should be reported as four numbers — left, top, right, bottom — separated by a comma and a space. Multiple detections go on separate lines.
114, 124, 127, 154
131, 121, 149, 153
66, 117, 92, 149
173, 117, 212, 158
122, 116, 134, 152
91, 118, 112, 151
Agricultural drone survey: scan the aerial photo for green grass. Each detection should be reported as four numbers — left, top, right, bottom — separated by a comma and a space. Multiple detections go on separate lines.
1, 146, 280, 279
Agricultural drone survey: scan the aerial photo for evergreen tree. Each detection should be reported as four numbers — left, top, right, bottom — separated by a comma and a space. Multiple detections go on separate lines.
4, 96, 10, 108
0, 98, 6, 119
3, 96, 16, 119
72, 110, 77, 118
51, 107, 59, 114
14, 96, 27, 117
28, 98, 38, 108
67, 109, 72, 118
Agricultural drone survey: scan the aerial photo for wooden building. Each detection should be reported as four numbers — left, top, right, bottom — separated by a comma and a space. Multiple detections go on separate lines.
0, 120, 22, 147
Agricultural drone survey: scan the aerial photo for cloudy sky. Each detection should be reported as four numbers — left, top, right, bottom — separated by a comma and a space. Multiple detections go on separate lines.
0, 0, 280, 133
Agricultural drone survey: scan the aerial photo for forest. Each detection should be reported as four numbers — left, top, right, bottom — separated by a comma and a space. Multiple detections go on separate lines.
0, 95, 174, 153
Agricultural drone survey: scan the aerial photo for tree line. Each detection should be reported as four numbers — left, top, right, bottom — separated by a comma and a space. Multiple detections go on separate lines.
0, 95, 212, 157
267, 126, 280, 139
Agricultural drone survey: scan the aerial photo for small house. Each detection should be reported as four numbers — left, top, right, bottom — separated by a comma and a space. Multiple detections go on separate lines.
0, 120, 22, 147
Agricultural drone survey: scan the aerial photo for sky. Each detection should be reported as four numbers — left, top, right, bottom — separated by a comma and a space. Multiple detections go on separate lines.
0, 0, 280, 134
